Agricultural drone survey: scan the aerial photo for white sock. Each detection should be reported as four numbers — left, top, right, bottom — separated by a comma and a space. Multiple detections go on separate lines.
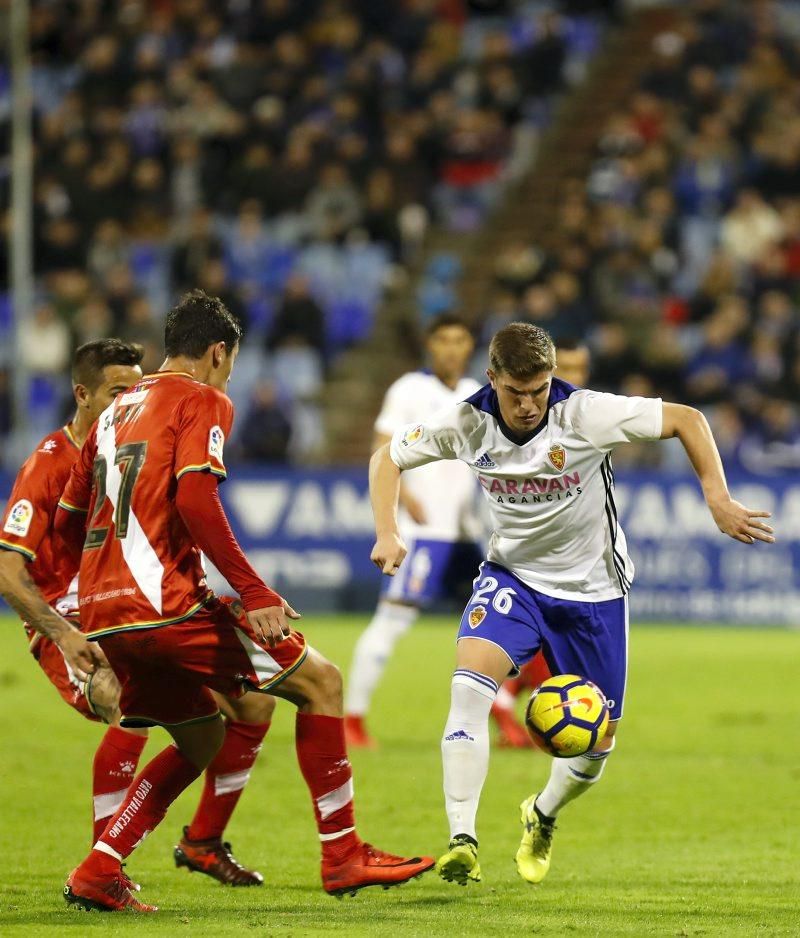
344, 602, 418, 716
441, 669, 497, 843
535, 739, 615, 819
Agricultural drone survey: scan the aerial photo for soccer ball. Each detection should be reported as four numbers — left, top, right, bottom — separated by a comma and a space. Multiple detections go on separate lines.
524, 674, 609, 758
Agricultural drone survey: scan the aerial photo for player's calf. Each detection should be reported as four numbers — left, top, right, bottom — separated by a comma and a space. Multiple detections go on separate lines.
536, 735, 615, 819
88, 667, 150, 845
344, 600, 419, 745
178, 703, 271, 885
441, 669, 497, 847
266, 646, 434, 894
516, 736, 615, 884
92, 727, 148, 843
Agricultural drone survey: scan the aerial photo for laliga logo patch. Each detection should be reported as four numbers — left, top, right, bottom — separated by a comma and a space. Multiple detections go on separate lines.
547, 444, 566, 472
208, 425, 225, 463
3, 499, 33, 537
468, 605, 487, 629
402, 424, 423, 447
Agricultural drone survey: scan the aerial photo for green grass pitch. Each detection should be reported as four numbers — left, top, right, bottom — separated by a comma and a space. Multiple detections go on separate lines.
0, 615, 798, 936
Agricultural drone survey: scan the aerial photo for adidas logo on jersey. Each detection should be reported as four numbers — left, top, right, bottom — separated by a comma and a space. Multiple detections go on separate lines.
473, 452, 496, 469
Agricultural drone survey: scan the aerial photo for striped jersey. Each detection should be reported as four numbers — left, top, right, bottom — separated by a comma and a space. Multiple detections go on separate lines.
59, 372, 233, 639
390, 379, 663, 602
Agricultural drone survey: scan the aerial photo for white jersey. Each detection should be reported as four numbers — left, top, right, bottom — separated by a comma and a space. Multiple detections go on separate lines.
390, 379, 663, 601
375, 371, 481, 542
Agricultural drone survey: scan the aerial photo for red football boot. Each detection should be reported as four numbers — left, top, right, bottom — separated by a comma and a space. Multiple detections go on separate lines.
119, 867, 142, 893
322, 842, 434, 897
63, 867, 158, 913
344, 715, 377, 749
491, 703, 534, 749
174, 826, 264, 886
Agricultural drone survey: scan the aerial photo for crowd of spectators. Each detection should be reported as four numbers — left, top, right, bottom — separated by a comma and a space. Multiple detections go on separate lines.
0, 0, 605, 465
477, 0, 800, 473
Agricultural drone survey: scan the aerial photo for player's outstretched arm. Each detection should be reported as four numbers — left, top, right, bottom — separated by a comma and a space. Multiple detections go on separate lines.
0, 550, 105, 680
175, 470, 300, 647
660, 403, 775, 545
369, 443, 408, 575
373, 432, 427, 525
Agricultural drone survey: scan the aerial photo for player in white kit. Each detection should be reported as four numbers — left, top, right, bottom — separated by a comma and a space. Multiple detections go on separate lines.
344, 315, 482, 749
369, 323, 774, 886
490, 337, 593, 742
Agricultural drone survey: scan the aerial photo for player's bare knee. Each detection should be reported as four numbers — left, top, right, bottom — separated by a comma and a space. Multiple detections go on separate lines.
314, 658, 343, 708
294, 654, 342, 712
170, 715, 225, 770
87, 666, 122, 724
240, 691, 276, 723
270, 648, 342, 713
216, 690, 276, 724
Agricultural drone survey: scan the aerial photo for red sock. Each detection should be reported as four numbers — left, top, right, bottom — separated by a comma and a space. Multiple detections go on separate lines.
503, 674, 526, 698
86, 746, 201, 866
92, 727, 148, 844
295, 713, 358, 862
186, 720, 270, 841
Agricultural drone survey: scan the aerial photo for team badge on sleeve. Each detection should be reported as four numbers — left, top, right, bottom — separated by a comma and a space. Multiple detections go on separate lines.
3, 499, 33, 537
468, 605, 487, 629
547, 444, 566, 472
208, 425, 226, 465
401, 425, 424, 448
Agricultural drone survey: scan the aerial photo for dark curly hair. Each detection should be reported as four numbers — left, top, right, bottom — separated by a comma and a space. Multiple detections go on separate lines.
164, 289, 242, 359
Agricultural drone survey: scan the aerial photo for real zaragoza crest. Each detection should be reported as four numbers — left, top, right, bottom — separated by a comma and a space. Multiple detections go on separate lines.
547, 444, 566, 472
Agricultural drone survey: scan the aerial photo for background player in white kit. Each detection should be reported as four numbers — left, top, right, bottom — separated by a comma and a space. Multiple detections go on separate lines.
369, 323, 774, 886
345, 315, 482, 749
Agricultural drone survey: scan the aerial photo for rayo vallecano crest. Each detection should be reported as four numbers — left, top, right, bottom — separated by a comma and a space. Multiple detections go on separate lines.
547, 444, 566, 472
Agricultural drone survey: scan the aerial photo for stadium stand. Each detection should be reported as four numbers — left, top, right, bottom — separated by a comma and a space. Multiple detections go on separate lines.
459, 0, 800, 471
0, 0, 607, 465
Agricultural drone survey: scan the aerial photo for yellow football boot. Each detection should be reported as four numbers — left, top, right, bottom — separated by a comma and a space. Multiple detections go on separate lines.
435, 835, 481, 886
515, 795, 555, 884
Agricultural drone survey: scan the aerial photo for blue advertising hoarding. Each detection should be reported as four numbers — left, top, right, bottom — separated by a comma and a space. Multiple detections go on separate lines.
1, 469, 798, 624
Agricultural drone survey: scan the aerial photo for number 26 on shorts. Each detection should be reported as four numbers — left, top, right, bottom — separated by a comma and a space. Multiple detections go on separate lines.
470, 576, 517, 614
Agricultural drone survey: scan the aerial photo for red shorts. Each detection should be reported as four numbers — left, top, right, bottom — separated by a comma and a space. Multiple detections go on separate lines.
98, 596, 307, 728
30, 633, 101, 722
